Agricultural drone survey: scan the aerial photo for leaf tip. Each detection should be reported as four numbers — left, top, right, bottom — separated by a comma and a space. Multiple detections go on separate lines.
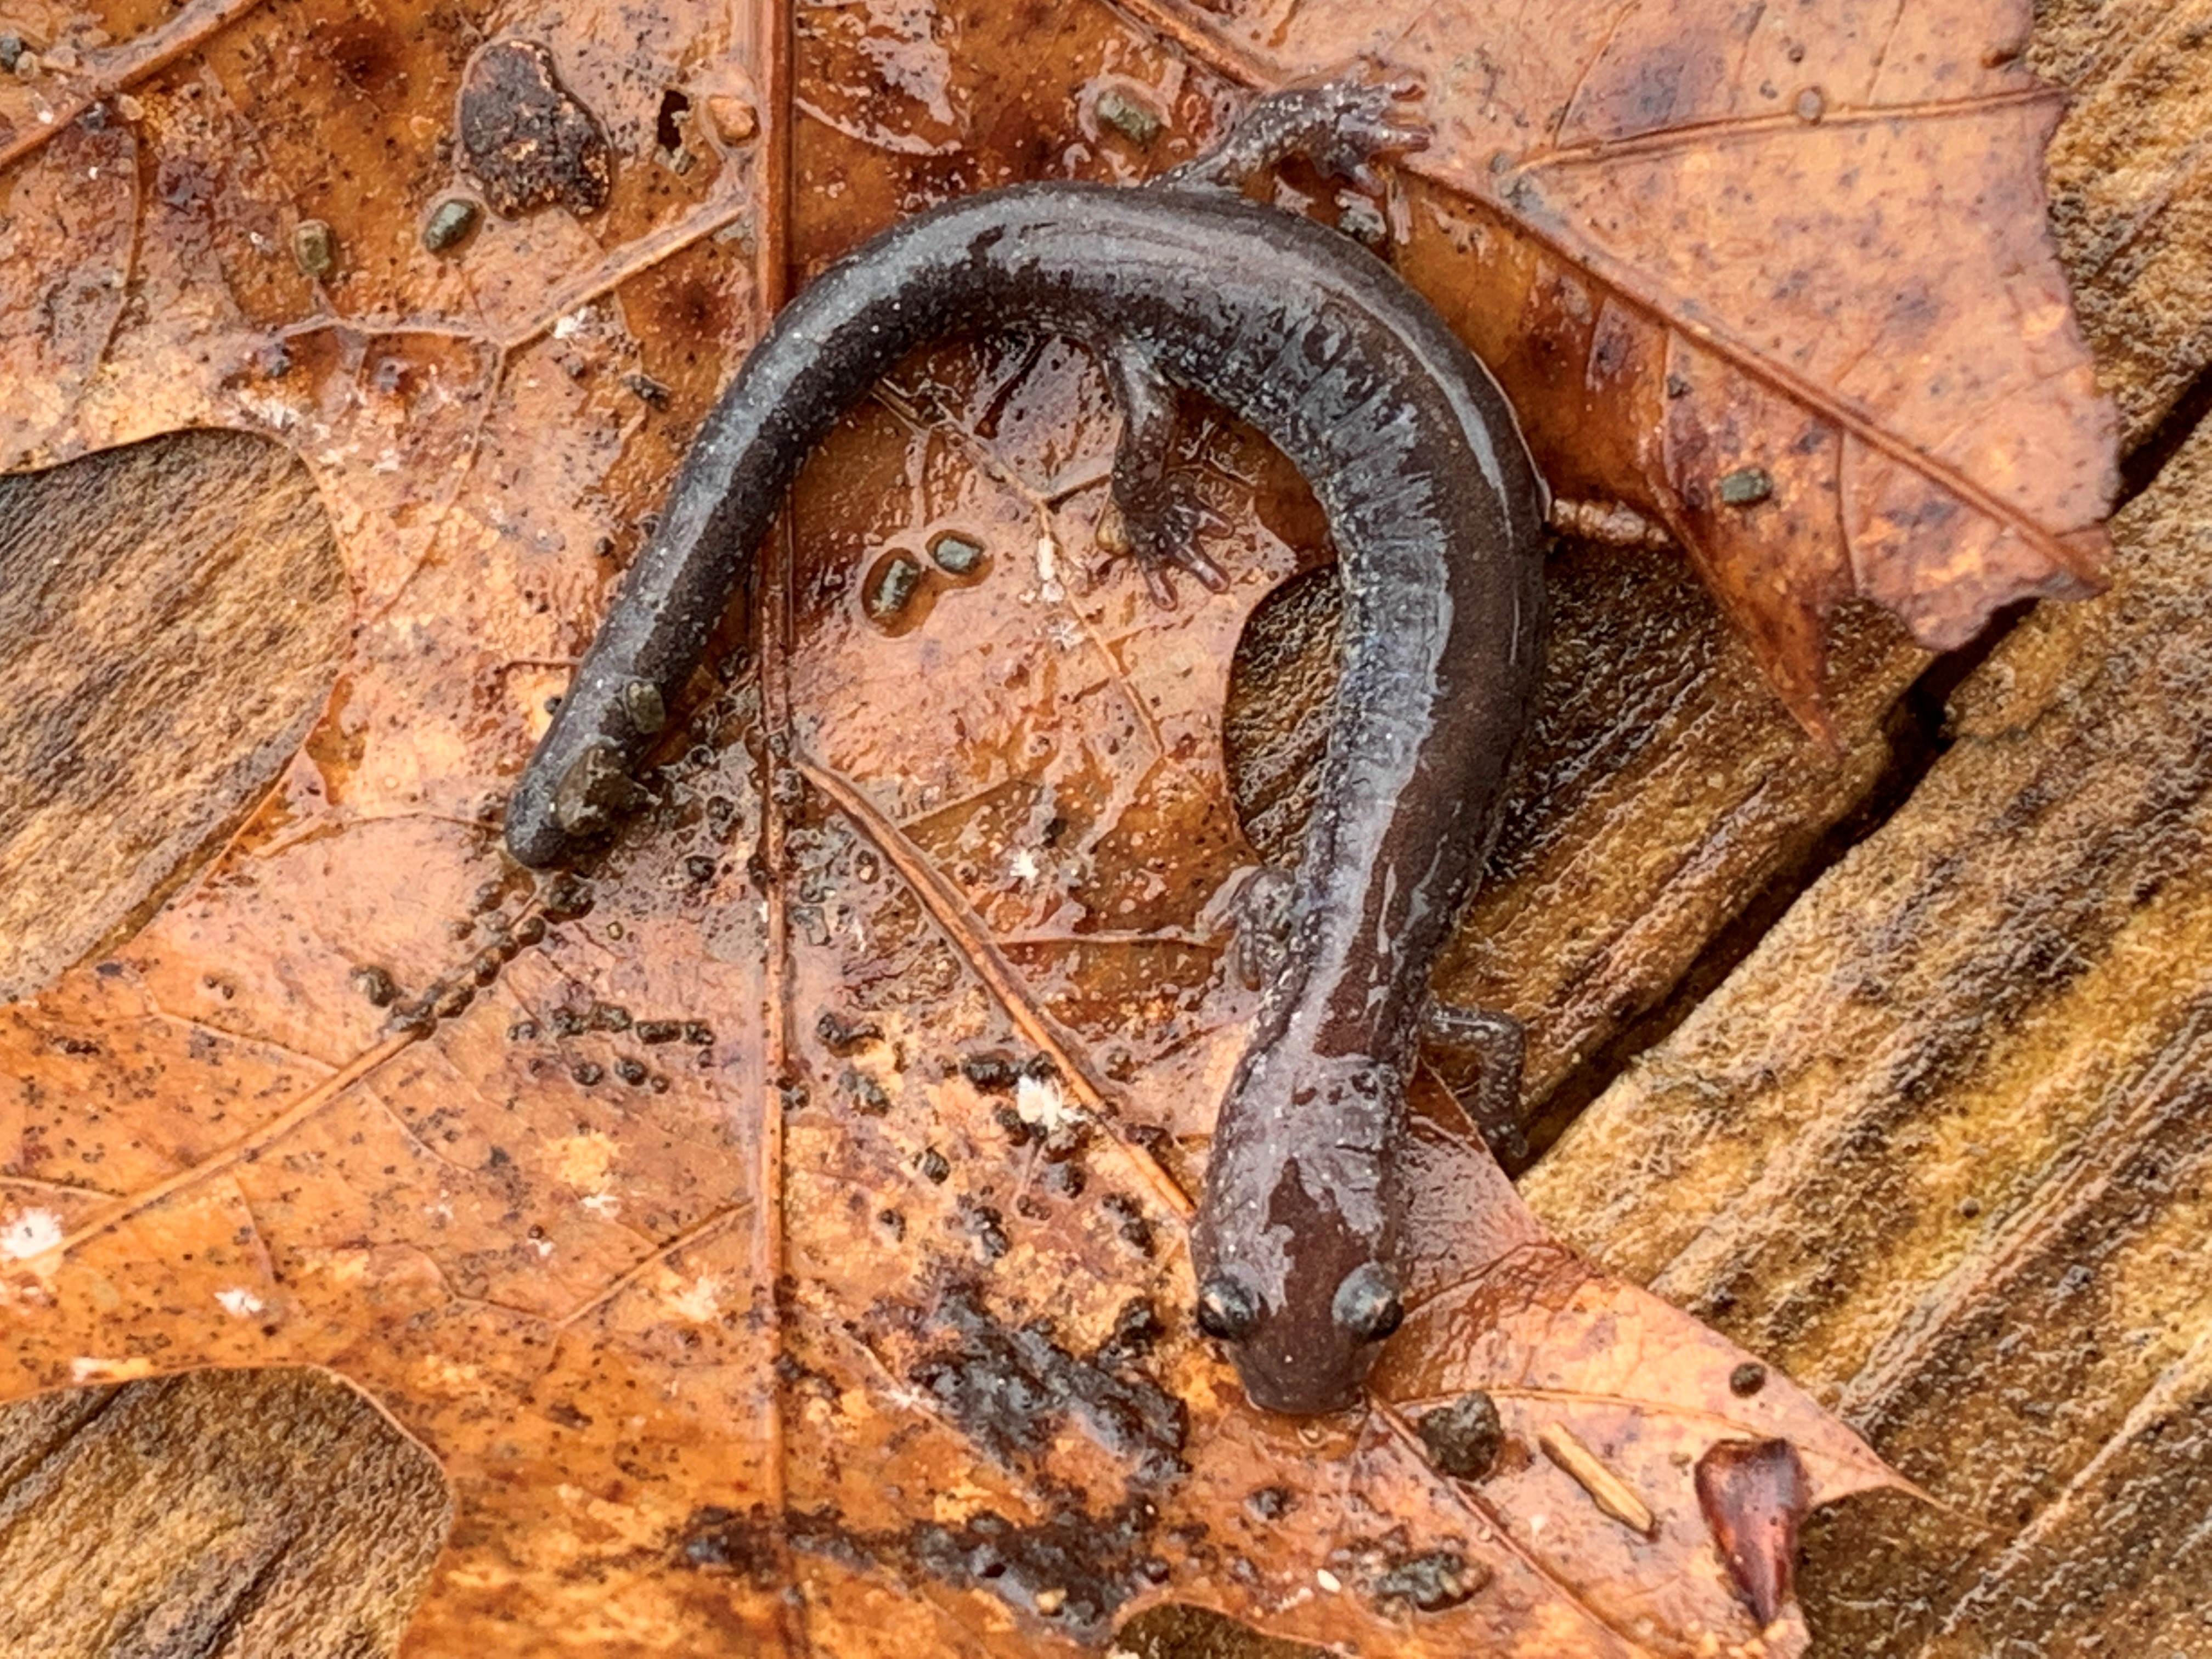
1695, 1436, 1812, 1628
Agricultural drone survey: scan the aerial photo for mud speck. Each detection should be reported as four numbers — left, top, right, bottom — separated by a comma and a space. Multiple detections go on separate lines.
459, 39, 613, 217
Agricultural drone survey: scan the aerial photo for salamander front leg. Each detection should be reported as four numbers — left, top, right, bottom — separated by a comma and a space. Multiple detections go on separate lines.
1100, 340, 1228, 605
1228, 865, 1296, 991
1421, 1001, 1528, 1166
1158, 72, 1427, 195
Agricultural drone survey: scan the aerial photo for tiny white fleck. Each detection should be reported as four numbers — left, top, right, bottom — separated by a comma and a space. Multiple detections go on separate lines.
552, 309, 591, 339
71, 1356, 153, 1384
1036, 535, 1065, 603
1316, 1567, 1342, 1593
581, 1192, 620, 1218
1015, 1072, 1078, 1133
670, 1274, 726, 1322
1, 1211, 63, 1261
533, 1238, 556, 1259
215, 1287, 266, 1318
236, 394, 300, 432
1009, 849, 1040, 882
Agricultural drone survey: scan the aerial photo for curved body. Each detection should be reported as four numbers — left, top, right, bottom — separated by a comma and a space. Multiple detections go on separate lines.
507, 173, 1549, 1414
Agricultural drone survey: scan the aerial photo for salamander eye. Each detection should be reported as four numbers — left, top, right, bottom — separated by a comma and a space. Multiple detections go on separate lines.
1331, 1262, 1404, 1342
1196, 1273, 1262, 1342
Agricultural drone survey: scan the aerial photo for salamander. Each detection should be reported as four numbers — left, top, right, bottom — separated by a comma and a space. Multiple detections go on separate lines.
504, 78, 1550, 1415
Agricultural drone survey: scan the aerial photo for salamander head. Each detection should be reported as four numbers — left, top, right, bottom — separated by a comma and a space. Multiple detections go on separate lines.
1191, 1047, 1408, 1414
1196, 1254, 1403, 1414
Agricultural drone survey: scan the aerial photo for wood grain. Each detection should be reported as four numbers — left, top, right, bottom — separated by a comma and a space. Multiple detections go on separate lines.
1521, 5, 2212, 1640
0, 430, 346, 1002
1530, 394, 2212, 1659
0, 1370, 447, 1659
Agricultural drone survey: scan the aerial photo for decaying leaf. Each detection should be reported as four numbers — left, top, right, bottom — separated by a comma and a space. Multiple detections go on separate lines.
1121, 0, 2118, 731
0, 0, 2100, 1648
1695, 1438, 1812, 1627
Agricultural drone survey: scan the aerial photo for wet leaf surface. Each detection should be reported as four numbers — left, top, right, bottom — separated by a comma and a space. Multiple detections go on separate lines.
0, 0, 2114, 1649
1126, 0, 2116, 731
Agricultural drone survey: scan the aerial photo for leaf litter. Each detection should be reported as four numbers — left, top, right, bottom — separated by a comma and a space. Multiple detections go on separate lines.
0, 0, 2107, 1650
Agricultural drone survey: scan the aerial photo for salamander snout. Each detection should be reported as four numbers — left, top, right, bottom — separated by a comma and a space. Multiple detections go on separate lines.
1194, 1256, 1405, 1414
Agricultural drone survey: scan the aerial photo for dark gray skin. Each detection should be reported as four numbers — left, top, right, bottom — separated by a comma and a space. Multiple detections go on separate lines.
504, 82, 1550, 1415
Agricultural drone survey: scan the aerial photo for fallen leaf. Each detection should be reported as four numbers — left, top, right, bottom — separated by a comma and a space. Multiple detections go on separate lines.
1128, 0, 2117, 730
0, 337, 1898, 1658
0, 0, 2038, 1649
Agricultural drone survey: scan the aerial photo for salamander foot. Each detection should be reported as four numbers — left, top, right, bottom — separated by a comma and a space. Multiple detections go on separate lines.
1422, 1001, 1528, 1166
1160, 70, 1428, 195
1099, 338, 1231, 605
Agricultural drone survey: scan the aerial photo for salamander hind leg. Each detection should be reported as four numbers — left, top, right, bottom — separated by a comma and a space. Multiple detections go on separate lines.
1099, 340, 1228, 606
1422, 1001, 1529, 1166
1158, 71, 1428, 194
